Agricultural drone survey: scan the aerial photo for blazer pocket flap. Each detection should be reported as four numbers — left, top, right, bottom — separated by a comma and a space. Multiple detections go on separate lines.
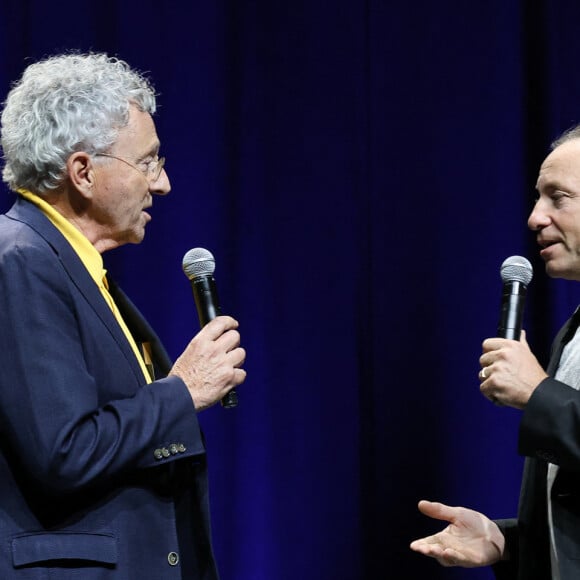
12, 532, 117, 567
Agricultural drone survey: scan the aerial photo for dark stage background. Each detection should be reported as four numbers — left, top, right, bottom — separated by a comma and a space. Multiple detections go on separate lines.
2, 2, 580, 578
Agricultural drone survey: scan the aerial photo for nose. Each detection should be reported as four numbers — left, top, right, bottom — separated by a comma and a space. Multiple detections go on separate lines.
150, 168, 171, 196
528, 198, 550, 231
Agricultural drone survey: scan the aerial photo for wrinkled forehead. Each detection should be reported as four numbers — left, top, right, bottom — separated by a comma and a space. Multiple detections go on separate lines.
111, 106, 160, 156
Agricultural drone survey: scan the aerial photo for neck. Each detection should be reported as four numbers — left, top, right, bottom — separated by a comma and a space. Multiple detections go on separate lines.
22, 187, 114, 253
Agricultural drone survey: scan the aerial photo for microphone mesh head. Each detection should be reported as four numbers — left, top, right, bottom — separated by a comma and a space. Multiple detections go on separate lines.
182, 248, 215, 280
500, 255, 533, 285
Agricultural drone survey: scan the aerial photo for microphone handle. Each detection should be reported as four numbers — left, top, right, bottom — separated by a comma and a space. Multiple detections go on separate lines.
191, 276, 238, 408
497, 281, 527, 340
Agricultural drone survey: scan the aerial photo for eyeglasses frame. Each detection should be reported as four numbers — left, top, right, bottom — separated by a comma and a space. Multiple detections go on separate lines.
94, 153, 165, 183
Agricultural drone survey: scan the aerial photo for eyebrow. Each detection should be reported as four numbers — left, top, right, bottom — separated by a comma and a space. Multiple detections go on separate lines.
136, 142, 160, 162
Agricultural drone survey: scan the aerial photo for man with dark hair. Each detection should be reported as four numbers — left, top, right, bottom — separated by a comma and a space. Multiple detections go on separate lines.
411, 125, 580, 579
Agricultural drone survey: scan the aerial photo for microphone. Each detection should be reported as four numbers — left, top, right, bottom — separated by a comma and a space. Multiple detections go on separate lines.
182, 247, 238, 409
498, 256, 533, 340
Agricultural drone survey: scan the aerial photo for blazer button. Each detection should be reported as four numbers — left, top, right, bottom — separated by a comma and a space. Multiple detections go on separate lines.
177, 443, 187, 453
168, 551, 179, 566
154, 449, 164, 460
161, 447, 171, 458
169, 444, 179, 455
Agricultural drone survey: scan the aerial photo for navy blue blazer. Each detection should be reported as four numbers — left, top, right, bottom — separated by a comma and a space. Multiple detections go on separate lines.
0, 197, 218, 579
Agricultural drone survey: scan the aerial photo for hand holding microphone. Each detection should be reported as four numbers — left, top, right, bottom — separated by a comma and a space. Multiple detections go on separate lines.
169, 248, 245, 411
479, 256, 547, 409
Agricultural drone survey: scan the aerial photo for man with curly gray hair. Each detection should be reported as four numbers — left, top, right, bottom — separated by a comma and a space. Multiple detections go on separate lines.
0, 53, 246, 579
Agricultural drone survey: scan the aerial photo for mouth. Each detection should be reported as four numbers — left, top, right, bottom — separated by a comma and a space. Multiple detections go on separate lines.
538, 239, 562, 260
538, 238, 560, 249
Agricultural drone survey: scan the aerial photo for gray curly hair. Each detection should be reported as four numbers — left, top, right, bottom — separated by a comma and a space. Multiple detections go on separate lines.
1, 53, 157, 194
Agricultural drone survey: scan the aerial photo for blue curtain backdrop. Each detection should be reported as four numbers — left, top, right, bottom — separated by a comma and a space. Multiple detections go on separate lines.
2, 2, 580, 578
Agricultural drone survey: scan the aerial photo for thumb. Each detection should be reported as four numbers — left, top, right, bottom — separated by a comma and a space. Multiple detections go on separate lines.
520, 329, 528, 345
417, 500, 458, 523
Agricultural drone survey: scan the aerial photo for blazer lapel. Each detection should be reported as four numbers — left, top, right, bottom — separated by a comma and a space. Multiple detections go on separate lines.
106, 278, 173, 378
546, 307, 580, 376
6, 197, 148, 385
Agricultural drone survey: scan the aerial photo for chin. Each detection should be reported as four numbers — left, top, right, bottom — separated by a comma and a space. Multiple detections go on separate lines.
123, 228, 146, 245
545, 263, 580, 281
131, 232, 146, 244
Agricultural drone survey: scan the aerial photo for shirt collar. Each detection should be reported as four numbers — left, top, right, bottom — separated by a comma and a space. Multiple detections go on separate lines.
18, 189, 106, 287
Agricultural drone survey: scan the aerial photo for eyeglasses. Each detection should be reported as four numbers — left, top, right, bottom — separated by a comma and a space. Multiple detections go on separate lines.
94, 153, 166, 183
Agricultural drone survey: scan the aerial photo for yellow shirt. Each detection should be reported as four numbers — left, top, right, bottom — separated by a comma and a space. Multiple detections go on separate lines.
18, 189, 152, 383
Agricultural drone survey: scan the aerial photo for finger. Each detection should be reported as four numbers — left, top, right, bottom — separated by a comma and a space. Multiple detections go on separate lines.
417, 500, 460, 523
215, 329, 242, 352
479, 351, 494, 368
520, 329, 528, 344
199, 316, 239, 340
478, 362, 495, 381
410, 535, 442, 549
224, 368, 247, 390
482, 337, 516, 352
440, 548, 464, 567
230, 346, 246, 367
409, 539, 436, 554
233, 368, 247, 385
479, 378, 496, 401
223, 346, 246, 371
411, 539, 474, 568
410, 540, 456, 566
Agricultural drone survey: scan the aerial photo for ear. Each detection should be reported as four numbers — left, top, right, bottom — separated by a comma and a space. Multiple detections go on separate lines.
66, 152, 97, 198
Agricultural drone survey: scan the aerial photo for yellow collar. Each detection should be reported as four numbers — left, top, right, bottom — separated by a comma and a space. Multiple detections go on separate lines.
18, 189, 106, 287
